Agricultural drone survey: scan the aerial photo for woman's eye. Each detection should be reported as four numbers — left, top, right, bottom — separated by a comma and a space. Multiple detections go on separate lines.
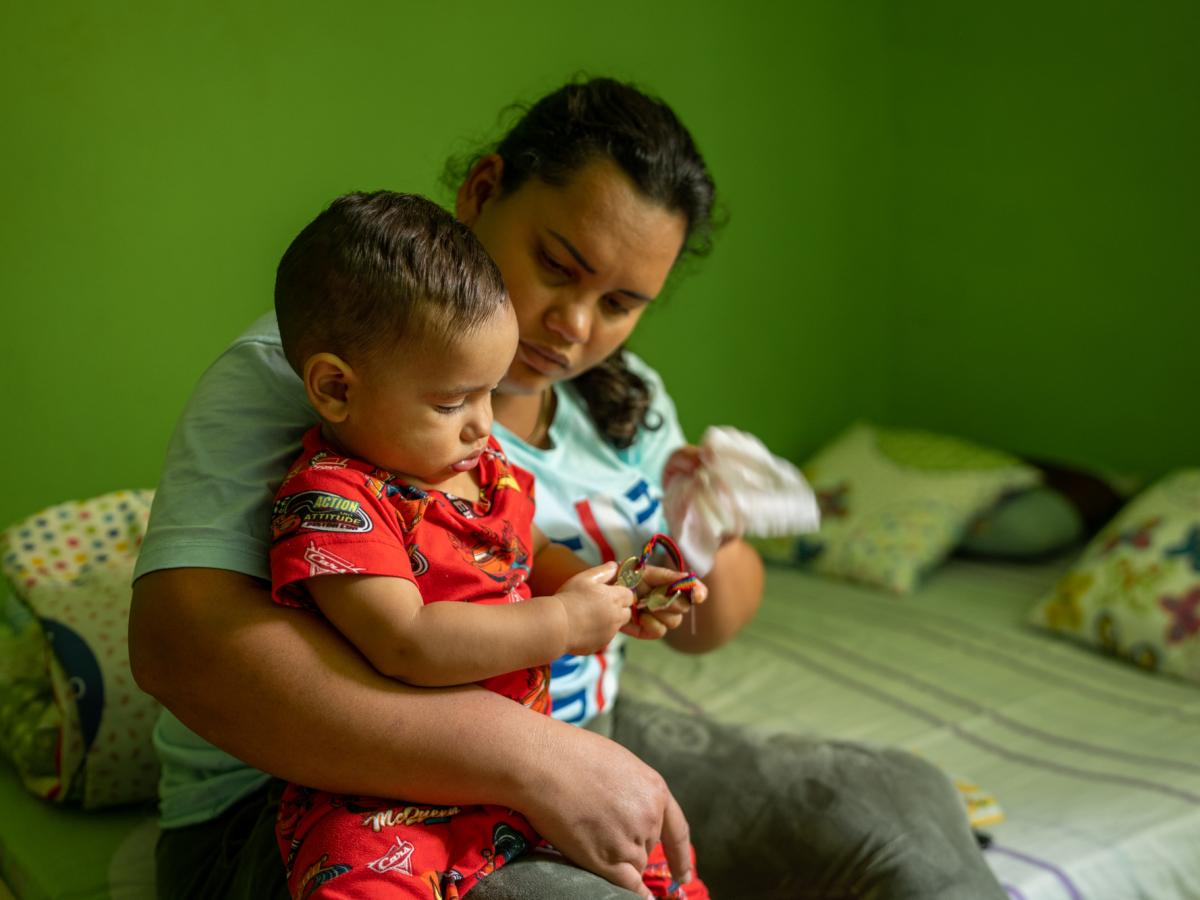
538, 248, 570, 276
602, 295, 632, 316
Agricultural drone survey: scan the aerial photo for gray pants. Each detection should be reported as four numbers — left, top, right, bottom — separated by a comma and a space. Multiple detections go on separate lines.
156, 699, 1004, 899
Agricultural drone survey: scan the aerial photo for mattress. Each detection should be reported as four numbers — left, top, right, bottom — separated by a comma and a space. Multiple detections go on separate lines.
0, 760, 155, 900
622, 555, 1200, 900
4, 556, 1198, 899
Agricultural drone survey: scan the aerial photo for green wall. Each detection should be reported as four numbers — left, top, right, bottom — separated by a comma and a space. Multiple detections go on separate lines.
1, 1, 891, 526
3, 1, 1195, 528
887, 1, 1198, 478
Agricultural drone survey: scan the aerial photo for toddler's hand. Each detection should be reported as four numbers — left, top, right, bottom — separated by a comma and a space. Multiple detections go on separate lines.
554, 563, 636, 655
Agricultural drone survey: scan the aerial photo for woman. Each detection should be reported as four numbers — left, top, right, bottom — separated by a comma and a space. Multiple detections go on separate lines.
129, 78, 1004, 899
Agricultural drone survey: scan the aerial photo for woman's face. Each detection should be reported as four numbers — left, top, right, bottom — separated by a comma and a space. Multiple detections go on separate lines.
457, 156, 688, 395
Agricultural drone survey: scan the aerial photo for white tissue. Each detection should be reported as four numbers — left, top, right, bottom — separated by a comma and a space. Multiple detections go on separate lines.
664, 426, 821, 575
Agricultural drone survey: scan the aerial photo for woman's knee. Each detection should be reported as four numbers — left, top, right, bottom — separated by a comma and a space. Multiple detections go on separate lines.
469, 851, 641, 900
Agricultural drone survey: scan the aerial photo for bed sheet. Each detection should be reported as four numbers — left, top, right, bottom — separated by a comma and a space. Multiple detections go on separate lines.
0, 760, 155, 900
5, 556, 1198, 899
621, 556, 1200, 900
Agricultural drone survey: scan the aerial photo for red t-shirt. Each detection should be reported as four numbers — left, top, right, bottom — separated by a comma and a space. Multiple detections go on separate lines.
269, 426, 548, 713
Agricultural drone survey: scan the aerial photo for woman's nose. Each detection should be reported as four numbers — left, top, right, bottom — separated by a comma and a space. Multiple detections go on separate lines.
544, 295, 591, 344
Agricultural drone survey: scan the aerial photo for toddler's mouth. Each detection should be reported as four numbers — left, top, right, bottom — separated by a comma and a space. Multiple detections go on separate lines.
451, 450, 483, 472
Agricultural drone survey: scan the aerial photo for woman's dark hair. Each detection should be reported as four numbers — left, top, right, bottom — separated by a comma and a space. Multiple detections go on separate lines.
448, 77, 718, 448
275, 192, 508, 375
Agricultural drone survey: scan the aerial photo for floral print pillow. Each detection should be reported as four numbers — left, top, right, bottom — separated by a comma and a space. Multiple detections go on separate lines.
1029, 470, 1200, 684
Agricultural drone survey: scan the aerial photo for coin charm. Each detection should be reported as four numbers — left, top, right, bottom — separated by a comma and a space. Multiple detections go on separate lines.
643, 586, 677, 611
616, 556, 644, 589
618, 532, 699, 614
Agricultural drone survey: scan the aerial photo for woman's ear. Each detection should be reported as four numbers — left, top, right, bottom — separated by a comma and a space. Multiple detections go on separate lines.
455, 153, 505, 226
303, 353, 355, 423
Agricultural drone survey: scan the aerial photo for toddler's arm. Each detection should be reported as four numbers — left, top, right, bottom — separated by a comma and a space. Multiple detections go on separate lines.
305, 560, 633, 687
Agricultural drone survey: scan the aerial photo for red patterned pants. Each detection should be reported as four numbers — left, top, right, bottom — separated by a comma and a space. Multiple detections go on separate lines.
274, 664, 706, 898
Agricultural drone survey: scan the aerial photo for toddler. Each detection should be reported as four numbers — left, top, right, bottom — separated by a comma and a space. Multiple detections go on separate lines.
268, 191, 707, 899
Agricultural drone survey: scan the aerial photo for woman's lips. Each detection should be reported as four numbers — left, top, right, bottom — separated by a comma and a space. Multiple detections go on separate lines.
518, 341, 570, 375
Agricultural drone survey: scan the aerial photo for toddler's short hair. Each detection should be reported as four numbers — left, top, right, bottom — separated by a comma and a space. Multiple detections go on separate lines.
275, 191, 508, 373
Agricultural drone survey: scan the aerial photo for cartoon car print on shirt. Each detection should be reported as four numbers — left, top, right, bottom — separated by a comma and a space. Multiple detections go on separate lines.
476, 822, 529, 879
272, 491, 373, 539
516, 665, 551, 714
296, 855, 352, 898
445, 521, 530, 592
366, 836, 416, 875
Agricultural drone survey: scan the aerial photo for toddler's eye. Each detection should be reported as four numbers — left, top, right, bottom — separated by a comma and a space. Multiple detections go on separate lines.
435, 402, 465, 415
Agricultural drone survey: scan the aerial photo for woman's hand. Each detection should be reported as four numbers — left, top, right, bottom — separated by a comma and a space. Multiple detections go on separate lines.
660, 443, 767, 653
663, 442, 733, 598
662, 444, 707, 489
620, 564, 707, 640
664, 537, 764, 654
523, 721, 693, 898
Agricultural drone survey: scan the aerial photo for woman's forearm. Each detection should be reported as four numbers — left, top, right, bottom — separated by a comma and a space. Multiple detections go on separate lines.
129, 568, 550, 804
128, 566, 695, 892
665, 538, 763, 654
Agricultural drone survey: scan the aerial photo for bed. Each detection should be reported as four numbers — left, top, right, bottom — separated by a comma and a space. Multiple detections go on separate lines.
0, 765, 155, 900
3, 554, 1199, 899
623, 555, 1200, 899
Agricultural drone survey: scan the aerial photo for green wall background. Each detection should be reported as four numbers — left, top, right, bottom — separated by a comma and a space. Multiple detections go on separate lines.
2, 1, 1194, 527
887, 1, 1198, 478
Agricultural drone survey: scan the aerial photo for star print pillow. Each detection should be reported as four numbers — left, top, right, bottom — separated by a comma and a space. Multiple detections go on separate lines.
1029, 469, 1200, 685
758, 423, 1041, 593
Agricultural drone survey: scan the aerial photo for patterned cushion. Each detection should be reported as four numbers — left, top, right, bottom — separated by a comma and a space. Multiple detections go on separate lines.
762, 423, 1041, 593
0, 490, 160, 808
1028, 469, 1200, 684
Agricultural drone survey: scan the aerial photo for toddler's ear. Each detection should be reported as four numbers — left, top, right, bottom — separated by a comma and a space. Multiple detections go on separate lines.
303, 353, 353, 423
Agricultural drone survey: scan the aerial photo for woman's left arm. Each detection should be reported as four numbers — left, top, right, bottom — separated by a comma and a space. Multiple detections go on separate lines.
664, 537, 763, 653
618, 354, 765, 652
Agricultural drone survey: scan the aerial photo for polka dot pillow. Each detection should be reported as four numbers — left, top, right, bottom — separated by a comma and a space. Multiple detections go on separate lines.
1029, 470, 1200, 684
4, 490, 151, 588
0, 490, 160, 808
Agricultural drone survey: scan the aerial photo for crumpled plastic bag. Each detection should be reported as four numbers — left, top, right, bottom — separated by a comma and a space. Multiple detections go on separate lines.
664, 426, 820, 575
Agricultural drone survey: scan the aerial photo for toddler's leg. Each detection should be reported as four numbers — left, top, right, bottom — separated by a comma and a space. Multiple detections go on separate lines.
279, 788, 537, 899
641, 842, 708, 899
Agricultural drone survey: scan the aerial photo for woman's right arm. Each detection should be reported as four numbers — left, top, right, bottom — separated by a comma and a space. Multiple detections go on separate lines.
129, 567, 692, 896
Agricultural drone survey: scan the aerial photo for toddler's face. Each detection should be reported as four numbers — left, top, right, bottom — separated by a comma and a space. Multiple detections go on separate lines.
336, 307, 519, 486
